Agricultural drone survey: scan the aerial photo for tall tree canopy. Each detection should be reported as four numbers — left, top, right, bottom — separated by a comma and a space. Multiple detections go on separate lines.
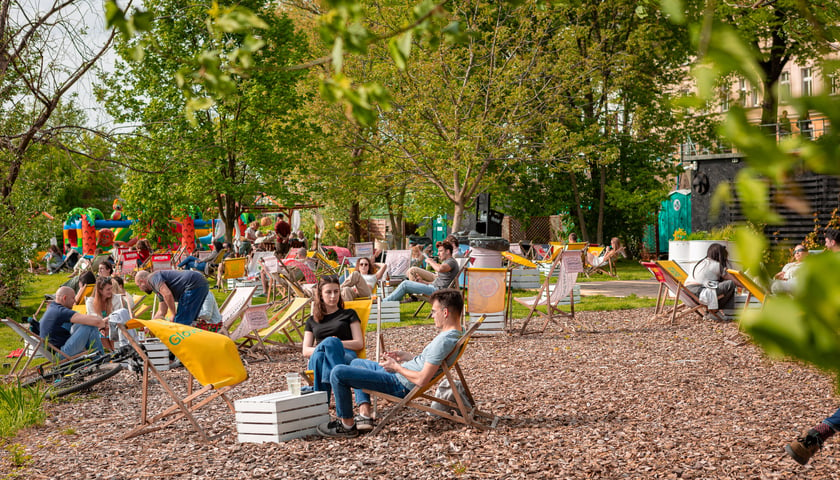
100, 0, 313, 243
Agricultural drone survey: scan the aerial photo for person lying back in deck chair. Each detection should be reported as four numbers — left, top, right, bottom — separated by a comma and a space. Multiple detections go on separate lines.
385, 241, 459, 303
585, 237, 625, 269
318, 289, 464, 438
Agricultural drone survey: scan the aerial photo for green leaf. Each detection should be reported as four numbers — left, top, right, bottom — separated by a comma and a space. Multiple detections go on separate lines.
388, 37, 407, 71
332, 37, 344, 73
733, 226, 766, 273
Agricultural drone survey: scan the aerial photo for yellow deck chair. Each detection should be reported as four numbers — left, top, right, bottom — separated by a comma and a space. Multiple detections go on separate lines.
117, 319, 248, 442
726, 269, 767, 309
75, 283, 95, 305
654, 260, 723, 323
238, 297, 311, 352
218, 257, 248, 292
308, 250, 340, 275
364, 315, 497, 435
303, 298, 373, 384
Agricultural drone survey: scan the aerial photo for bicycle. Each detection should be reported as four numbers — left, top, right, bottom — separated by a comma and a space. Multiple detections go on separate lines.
22, 344, 145, 399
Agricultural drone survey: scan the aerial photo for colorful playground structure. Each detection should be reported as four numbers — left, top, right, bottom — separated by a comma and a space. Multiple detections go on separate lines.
62, 205, 217, 255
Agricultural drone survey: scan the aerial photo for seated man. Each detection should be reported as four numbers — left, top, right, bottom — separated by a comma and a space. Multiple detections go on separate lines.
385, 241, 459, 302
318, 289, 464, 437
39, 286, 108, 358
135, 270, 210, 326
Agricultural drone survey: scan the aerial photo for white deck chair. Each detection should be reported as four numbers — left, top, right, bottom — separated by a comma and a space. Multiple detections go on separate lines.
515, 249, 583, 334
1, 318, 75, 379
218, 285, 258, 337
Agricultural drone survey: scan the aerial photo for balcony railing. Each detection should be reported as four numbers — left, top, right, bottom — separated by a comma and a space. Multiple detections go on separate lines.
678, 117, 831, 158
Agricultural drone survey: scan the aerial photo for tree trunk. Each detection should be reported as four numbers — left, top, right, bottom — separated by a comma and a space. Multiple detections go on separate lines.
757, 7, 790, 134
349, 146, 363, 242
596, 164, 606, 245
569, 172, 589, 242
452, 199, 465, 233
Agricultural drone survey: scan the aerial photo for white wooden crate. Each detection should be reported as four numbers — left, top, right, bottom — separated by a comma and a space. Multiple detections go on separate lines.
141, 339, 170, 371
235, 391, 329, 443
509, 269, 540, 289
469, 312, 505, 335
371, 300, 401, 322
227, 278, 264, 296
537, 263, 559, 278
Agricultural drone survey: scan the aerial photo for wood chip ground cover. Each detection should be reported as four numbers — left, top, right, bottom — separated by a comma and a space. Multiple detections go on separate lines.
5, 307, 838, 479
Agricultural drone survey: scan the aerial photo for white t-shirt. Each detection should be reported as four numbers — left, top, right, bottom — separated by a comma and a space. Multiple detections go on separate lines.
686, 258, 724, 285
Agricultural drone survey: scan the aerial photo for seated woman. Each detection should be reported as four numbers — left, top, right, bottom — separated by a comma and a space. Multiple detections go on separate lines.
771, 244, 808, 294
302, 276, 365, 399
340, 257, 387, 301
86, 276, 133, 350
586, 237, 626, 268
44, 244, 65, 274
684, 243, 740, 320
136, 239, 152, 266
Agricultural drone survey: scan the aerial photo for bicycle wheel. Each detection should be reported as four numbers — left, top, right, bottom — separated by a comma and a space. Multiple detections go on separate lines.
47, 363, 124, 399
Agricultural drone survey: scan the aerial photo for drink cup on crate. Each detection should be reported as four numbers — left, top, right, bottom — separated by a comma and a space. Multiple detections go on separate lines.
285, 373, 301, 396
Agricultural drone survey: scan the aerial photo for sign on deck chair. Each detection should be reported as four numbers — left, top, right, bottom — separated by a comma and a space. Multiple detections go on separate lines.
384, 250, 411, 279
466, 267, 507, 335
119, 318, 248, 442
150, 253, 173, 272
119, 251, 139, 277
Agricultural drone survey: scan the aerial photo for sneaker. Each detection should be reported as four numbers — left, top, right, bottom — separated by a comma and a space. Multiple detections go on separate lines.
785, 429, 823, 465
317, 419, 359, 438
354, 414, 374, 432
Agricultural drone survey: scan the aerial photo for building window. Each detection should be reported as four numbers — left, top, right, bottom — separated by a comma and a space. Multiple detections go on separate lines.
830, 74, 840, 96
802, 67, 812, 97
751, 85, 760, 107
779, 72, 791, 102
738, 79, 747, 106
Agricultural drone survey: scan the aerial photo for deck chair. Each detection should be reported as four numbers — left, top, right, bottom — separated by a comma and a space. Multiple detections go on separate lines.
308, 250, 340, 276
726, 269, 767, 310
228, 303, 273, 361
1, 318, 77, 380
203, 248, 229, 278
116, 318, 248, 442
118, 251, 140, 277
75, 283, 95, 305
501, 251, 537, 268
150, 253, 173, 272
654, 260, 723, 323
364, 314, 496, 435
384, 249, 412, 283
238, 297, 310, 353
218, 257, 248, 292
218, 285, 258, 336
412, 255, 471, 318
302, 298, 374, 386
641, 261, 669, 317
516, 248, 583, 335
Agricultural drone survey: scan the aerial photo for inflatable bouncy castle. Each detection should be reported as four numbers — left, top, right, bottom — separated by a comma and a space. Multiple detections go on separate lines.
63, 205, 213, 254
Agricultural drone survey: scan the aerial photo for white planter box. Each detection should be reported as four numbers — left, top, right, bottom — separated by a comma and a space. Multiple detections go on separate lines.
510, 269, 540, 289
235, 391, 329, 443
371, 300, 401, 323
469, 312, 505, 335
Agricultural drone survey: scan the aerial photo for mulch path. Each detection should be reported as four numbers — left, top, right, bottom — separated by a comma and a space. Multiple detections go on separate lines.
5, 308, 840, 479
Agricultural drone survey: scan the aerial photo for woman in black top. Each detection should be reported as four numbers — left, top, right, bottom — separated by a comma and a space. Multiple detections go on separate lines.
302, 276, 364, 396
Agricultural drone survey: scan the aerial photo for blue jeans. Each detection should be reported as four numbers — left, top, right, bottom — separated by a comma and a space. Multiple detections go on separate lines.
60, 325, 104, 358
330, 358, 411, 420
823, 408, 840, 431
173, 284, 209, 326
384, 280, 436, 302
308, 337, 357, 397
177, 256, 207, 272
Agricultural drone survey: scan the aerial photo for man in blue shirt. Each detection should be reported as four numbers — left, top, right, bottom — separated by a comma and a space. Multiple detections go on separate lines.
318, 288, 464, 438
134, 270, 209, 326
39, 286, 108, 358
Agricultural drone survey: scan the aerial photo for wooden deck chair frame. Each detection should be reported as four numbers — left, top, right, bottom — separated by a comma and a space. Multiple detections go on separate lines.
1, 318, 78, 380
363, 315, 497, 435
218, 285, 258, 336
726, 269, 767, 310
516, 250, 580, 335
116, 324, 243, 443
238, 297, 310, 353
412, 255, 471, 318
309, 250, 340, 276
654, 260, 723, 323
640, 261, 669, 317
584, 245, 617, 278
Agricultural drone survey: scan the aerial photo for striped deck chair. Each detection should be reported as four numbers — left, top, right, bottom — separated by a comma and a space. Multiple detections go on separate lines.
654, 260, 724, 323
218, 285, 258, 337
238, 297, 310, 353
516, 249, 582, 334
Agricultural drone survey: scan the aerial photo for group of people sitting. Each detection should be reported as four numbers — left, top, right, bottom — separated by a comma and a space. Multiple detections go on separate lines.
302, 274, 466, 437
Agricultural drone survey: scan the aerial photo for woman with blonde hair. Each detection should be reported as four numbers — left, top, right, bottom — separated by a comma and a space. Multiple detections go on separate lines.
340, 256, 387, 301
